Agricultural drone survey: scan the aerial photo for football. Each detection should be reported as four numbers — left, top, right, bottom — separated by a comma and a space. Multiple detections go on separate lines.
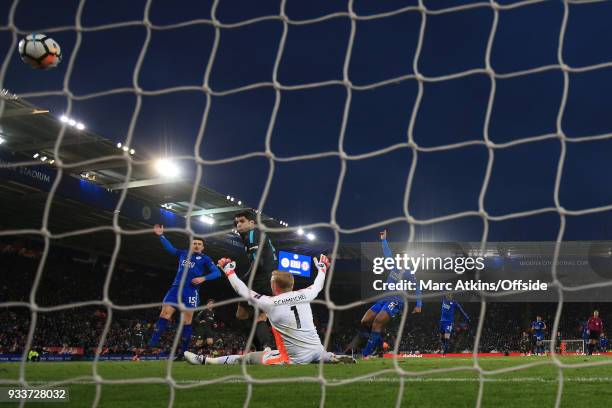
18, 33, 62, 70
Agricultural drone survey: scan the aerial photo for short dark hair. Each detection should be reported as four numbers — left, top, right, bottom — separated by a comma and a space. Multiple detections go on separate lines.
234, 209, 257, 222
192, 237, 205, 244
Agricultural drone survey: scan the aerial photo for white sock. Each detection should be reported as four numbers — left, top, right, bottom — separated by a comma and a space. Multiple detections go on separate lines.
204, 355, 241, 365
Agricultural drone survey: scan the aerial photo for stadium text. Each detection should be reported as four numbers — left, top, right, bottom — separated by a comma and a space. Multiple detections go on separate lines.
372, 254, 485, 275
0, 88, 18, 100
372, 279, 548, 292
180, 260, 195, 269
0, 159, 51, 183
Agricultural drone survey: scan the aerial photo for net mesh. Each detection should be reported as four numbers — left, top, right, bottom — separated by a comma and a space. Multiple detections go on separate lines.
1, 0, 612, 407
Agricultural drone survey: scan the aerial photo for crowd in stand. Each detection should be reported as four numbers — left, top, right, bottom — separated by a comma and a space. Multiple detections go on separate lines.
1, 238, 609, 357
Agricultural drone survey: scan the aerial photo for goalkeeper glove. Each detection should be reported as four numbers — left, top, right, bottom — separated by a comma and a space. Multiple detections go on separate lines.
313, 254, 330, 274
218, 257, 236, 276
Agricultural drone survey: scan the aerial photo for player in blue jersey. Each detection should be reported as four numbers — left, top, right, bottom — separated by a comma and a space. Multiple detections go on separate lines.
439, 293, 469, 355
360, 230, 422, 358
148, 224, 222, 359
600, 333, 608, 353
531, 316, 546, 355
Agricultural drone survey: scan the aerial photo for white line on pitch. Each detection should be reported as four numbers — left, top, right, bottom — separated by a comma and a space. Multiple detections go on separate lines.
17, 377, 612, 385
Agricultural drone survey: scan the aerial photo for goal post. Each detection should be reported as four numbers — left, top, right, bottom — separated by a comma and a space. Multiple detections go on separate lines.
2, 1, 612, 408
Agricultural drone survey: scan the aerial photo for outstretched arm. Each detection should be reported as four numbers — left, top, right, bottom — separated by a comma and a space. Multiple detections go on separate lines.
154, 224, 181, 256
202, 257, 222, 281
160, 235, 180, 256
191, 257, 222, 285
409, 271, 423, 311
218, 258, 273, 313
457, 302, 470, 322
379, 230, 393, 259
298, 255, 330, 302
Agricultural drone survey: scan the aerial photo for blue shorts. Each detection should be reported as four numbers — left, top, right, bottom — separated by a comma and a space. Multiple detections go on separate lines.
370, 300, 403, 318
439, 322, 453, 334
534, 334, 544, 342
163, 286, 199, 309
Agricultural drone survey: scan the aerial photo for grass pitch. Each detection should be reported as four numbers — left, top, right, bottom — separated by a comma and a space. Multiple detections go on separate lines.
1, 356, 611, 407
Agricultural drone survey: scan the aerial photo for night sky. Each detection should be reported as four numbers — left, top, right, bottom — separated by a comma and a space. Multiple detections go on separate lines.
1, 0, 612, 244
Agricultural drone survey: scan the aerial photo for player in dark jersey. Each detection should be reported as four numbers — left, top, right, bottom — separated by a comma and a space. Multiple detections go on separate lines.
587, 310, 604, 355
439, 294, 469, 355
520, 331, 531, 355
233, 209, 277, 349
148, 224, 222, 358
555, 331, 563, 354
531, 316, 546, 355
132, 323, 145, 350
195, 299, 216, 349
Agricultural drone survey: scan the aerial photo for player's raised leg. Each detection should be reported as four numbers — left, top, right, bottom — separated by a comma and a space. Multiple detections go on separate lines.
362, 308, 391, 358
349, 304, 378, 351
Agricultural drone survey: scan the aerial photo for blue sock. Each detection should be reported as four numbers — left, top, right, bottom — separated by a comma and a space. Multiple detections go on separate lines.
443, 338, 450, 354
362, 331, 381, 357
181, 325, 193, 353
149, 318, 169, 347
359, 330, 370, 340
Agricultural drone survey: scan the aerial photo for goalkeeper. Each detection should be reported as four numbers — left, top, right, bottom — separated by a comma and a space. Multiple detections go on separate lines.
185, 255, 355, 365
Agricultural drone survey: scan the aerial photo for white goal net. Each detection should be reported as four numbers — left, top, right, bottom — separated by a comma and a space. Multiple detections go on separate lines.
1, 1, 612, 408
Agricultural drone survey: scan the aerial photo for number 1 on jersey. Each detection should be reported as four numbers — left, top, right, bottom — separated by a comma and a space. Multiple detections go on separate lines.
290, 305, 301, 329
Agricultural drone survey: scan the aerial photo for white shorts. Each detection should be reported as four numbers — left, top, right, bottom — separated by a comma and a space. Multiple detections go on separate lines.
289, 349, 335, 364
248, 349, 335, 365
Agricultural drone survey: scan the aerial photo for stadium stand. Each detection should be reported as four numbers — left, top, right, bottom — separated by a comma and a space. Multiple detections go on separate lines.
2, 237, 610, 360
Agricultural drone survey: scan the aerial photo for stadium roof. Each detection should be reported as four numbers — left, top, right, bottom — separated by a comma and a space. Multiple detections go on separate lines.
0, 96, 309, 269
0, 97, 286, 229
